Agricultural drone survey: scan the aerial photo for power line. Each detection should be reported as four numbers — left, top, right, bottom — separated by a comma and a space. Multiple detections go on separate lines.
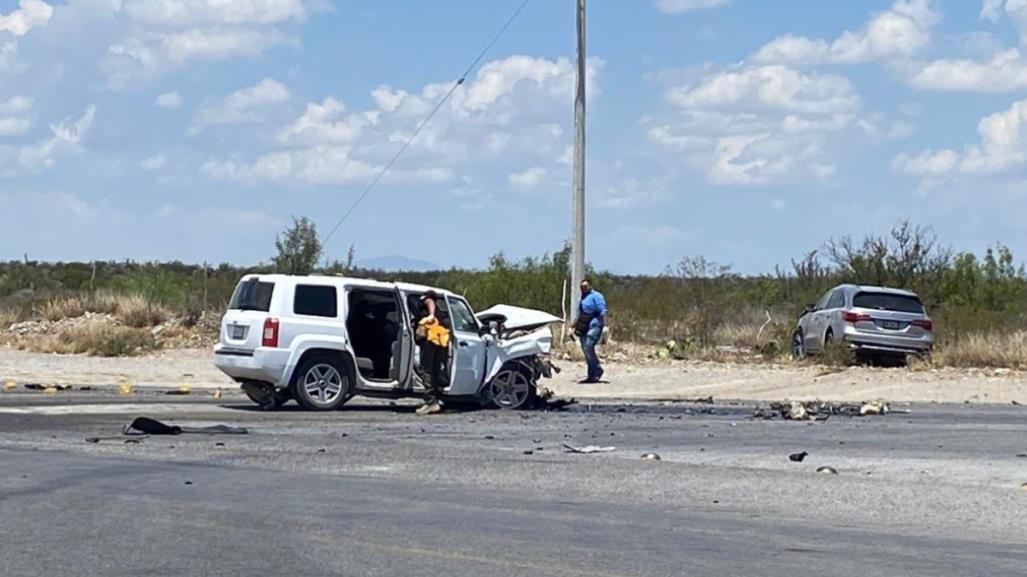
322, 0, 531, 247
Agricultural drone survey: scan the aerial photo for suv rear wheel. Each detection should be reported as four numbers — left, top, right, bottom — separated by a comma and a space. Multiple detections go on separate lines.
293, 356, 351, 411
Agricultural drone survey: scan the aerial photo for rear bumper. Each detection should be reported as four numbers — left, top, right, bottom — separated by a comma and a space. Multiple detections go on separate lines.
213, 344, 290, 386
841, 327, 934, 355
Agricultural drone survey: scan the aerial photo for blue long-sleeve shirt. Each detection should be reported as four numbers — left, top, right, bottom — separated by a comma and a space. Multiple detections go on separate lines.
580, 290, 607, 331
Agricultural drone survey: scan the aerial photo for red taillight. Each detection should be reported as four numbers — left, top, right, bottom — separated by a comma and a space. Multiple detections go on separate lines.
912, 319, 933, 331
262, 318, 279, 347
842, 311, 872, 323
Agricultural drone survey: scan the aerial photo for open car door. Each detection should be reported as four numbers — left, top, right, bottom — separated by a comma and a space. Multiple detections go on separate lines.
394, 287, 415, 390
445, 295, 488, 396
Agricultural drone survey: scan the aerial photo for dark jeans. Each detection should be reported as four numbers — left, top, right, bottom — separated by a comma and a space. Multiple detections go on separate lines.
419, 342, 447, 403
581, 326, 603, 380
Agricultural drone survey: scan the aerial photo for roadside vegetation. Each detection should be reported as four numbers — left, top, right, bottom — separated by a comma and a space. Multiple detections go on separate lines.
2, 218, 1025, 367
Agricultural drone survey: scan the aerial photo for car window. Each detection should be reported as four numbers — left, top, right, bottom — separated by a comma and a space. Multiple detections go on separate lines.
294, 285, 338, 318
815, 291, 832, 311
448, 298, 478, 333
827, 290, 845, 309
229, 279, 274, 312
853, 292, 925, 314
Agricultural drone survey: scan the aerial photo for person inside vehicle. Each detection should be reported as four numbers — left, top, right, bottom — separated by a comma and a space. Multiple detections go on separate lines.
574, 279, 608, 383
414, 290, 450, 415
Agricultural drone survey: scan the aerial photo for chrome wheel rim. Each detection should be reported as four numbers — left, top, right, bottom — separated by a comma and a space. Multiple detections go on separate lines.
303, 364, 344, 405
488, 369, 530, 409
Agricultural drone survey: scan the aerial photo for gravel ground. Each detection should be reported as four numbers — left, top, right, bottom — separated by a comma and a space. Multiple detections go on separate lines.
2, 346, 1027, 404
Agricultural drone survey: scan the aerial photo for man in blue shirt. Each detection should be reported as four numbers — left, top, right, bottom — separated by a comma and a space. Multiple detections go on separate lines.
574, 279, 608, 383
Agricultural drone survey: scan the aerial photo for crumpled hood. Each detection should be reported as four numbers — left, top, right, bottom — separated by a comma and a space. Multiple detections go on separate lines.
475, 304, 562, 332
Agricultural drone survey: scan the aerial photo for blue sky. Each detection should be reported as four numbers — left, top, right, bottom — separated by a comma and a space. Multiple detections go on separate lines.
3, 0, 1027, 274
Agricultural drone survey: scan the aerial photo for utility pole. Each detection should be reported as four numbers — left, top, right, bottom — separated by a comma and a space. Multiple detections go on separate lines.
570, 0, 586, 320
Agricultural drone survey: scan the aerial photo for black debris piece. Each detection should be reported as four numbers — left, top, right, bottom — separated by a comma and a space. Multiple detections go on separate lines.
215, 442, 225, 447
184, 481, 193, 486
641, 452, 661, 461
789, 451, 808, 462
317, 448, 326, 453
816, 466, 839, 475
123, 416, 248, 436
124, 439, 141, 444
523, 450, 534, 455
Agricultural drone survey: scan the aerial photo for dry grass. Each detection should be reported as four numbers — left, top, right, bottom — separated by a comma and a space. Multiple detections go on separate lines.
0, 308, 17, 331
919, 332, 1027, 370
37, 293, 169, 327
115, 294, 170, 328
20, 324, 157, 357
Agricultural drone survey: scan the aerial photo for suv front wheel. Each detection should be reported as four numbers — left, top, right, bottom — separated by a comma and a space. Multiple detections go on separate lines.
292, 356, 351, 411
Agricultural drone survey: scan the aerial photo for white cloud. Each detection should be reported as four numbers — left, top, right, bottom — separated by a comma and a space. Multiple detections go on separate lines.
893, 149, 958, 176
155, 91, 183, 110
753, 0, 939, 65
0, 0, 54, 37
895, 97, 1027, 178
655, 0, 729, 14
3, 105, 96, 175
203, 146, 452, 186
191, 78, 289, 134
103, 27, 291, 89
122, 0, 307, 26
911, 48, 1027, 92
163, 27, 288, 63
651, 64, 859, 184
508, 166, 545, 189
140, 153, 167, 171
277, 97, 369, 145
207, 55, 600, 189
0, 96, 32, 136
980, 0, 1027, 44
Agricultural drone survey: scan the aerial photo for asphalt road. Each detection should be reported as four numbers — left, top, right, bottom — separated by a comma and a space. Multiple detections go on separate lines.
1, 390, 1025, 576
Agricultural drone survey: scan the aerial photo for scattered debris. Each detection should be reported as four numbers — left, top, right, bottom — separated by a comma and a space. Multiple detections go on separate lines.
123, 416, 248, 436
641, 452, 661, 461
1013, 400, 1021, 406
79, 386, 93, 391
118, 382, 133, 396
25, 383, 71, 391
317, 448, 326, 453
43, 387, 57, 395
124, 439, 141, 444
484, 435, 495, 440
684, 396, 714, 404
215, 442, 225, 447
563, 443, 615, 454
165, 384, 192, 396
789, 451, 808, 462
184, 481, 193, 486
1017, 453, 1027, 458
1020, 482, 1027, 492
3, 380, 16, 390
212, 388, 223, 400
523, 450, 534, 455
816, 466, 839, 475
754, 399, 895, 421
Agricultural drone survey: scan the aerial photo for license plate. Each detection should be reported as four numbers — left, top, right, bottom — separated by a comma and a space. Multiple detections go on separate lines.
230, 325, 246, 339
882, 320, 901, 330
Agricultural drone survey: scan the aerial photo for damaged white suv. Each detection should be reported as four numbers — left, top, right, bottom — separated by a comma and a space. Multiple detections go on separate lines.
213, 274, 560, 411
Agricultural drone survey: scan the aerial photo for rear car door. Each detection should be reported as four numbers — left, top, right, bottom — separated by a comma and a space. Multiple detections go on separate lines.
446, 296, 487, 395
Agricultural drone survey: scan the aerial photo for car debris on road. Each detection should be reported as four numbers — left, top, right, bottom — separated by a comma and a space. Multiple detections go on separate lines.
563, 443, 615, 454
752, 399, 901, 421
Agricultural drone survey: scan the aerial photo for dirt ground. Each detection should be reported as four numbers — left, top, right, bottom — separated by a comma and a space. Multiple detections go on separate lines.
2, 347, 1026, 404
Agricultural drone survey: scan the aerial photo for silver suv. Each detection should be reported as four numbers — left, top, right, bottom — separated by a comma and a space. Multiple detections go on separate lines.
214, 274, 559, 411
792, 284, 934, 361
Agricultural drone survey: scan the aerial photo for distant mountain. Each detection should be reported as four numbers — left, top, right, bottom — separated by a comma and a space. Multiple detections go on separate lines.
355, 255, 441, 272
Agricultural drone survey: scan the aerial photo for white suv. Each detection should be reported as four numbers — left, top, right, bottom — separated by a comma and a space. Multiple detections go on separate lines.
214, 274, 559, 411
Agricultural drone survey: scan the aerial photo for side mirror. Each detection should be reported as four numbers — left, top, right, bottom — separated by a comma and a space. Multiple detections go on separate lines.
488, 320, 500, 336
803, 304, 815, 314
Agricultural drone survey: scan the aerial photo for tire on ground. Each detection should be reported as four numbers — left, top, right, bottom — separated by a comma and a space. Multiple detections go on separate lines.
292, 355, 352, 411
